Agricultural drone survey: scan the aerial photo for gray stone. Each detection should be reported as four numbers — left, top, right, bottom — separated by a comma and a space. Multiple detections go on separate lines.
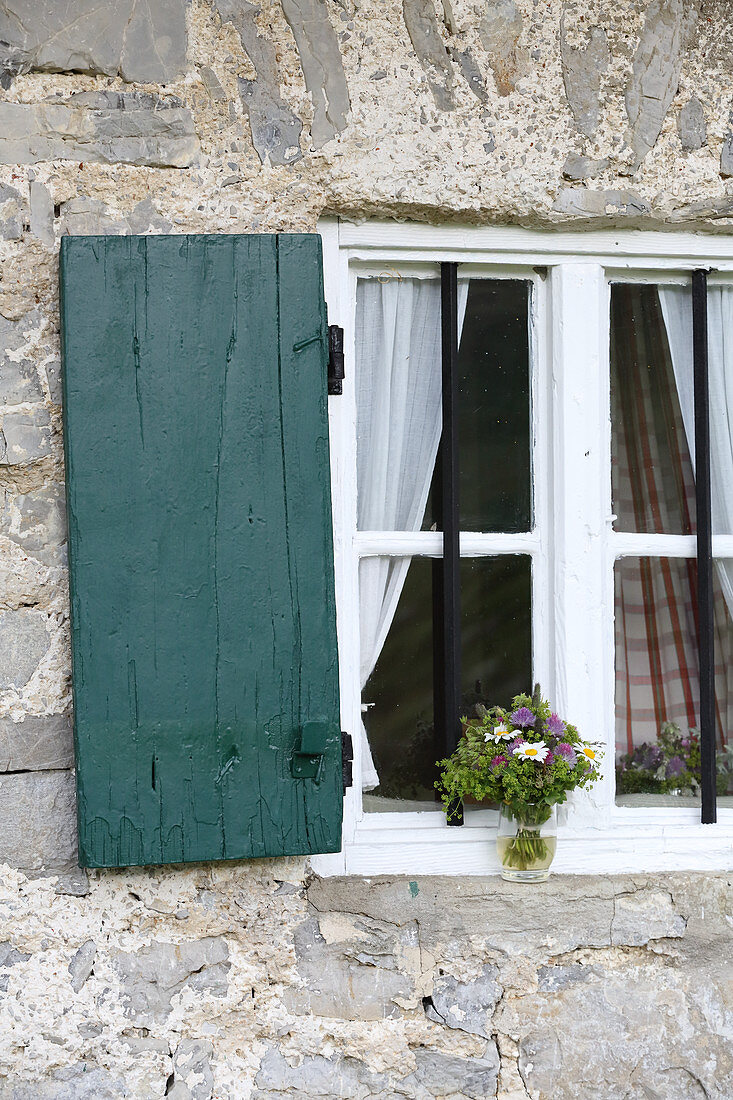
0, 1063, 128, 1098
0, 713, 73, 772
216, 2, 303, 165
0, 609, 50, 689
1, 483, 67, 567
0, 0, 187, 85
281, 0, 350, 146
562, 154, 609, 181
126, 197, 173, 234
537, 962, 596, 992
114, 937, 230, 1025
68, 940, 96, 993
721, 133, 733, 177
0, 93, 199, 168
58, 198, 128, 236
560, 24, 609, 139
0, 310, 44, 406
0, 770, 77, 874
678, 97, 707, 151
553, 187, 650, 219
28, 181, 54, 247
0, 182, 24, 240
55, 867, 90, 897
285, 914, 416, 1021
452, 48, 487, 103
611, 888, 687, 946
199, 66, 226, 101
426, 964, 501, 1038
172, 1039, 215, 1100
403, 0, 455, 112
478, 0, 524, 97
253, 1047, 389, 1098
626, 0, 699, 167
0, 406, 52, 465
0, 940, 30, 990
405, 1048, 500, 1099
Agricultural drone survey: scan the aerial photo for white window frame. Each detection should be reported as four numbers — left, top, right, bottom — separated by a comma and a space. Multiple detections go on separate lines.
313, 218, 733, 877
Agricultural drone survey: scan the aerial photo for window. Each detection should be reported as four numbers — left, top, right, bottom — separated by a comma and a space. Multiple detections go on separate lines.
315, 221, 733, 877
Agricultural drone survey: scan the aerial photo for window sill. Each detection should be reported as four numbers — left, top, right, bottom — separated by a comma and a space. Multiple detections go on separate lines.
311, 807, 733, 877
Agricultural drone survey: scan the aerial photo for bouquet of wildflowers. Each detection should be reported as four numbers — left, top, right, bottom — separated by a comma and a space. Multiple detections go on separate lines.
437, 686, 602, 868
616, 722, 701, 796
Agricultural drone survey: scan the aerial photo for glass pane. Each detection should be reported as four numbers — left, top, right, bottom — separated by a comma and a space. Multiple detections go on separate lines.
426, 279, 532, 532
614, 557, 733, 806
610, 285, 696, 535
361, 557, 436, 811
355, 276, 531, 534
461, 556, 532, 709
361, 555, 532, 813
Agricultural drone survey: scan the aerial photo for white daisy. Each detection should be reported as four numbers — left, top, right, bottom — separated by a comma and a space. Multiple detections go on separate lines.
484, 721, 514, 744
512, 740, 549, 763
577, 745, 598, 762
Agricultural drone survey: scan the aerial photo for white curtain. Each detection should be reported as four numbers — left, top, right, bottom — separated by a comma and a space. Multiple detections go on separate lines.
659, 286, 733, 618
356, 277, 468, 789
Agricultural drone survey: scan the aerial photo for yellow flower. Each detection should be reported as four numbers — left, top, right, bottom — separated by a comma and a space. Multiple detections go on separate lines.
513, 741, 549, 763
577, 746, 597, 761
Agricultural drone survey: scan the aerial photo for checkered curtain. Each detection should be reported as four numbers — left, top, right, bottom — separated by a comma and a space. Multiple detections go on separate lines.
613, 286, 732, 754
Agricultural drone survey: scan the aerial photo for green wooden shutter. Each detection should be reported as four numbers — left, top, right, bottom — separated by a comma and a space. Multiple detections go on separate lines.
60, 234, 342, 867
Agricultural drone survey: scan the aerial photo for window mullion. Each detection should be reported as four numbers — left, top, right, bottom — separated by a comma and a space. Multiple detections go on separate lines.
551, 263, 613, 828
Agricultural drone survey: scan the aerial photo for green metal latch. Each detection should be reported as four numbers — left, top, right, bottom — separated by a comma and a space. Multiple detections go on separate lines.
291, 719, 330, 780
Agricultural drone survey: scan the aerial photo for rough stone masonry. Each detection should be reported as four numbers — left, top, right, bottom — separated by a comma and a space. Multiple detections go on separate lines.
0, 1, 732, 1097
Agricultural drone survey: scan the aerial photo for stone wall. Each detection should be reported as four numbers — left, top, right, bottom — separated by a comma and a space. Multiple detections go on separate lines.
1, 1, 732, 1096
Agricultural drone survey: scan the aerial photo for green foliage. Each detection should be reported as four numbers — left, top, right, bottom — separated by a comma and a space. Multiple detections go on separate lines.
436, 685, 602, 820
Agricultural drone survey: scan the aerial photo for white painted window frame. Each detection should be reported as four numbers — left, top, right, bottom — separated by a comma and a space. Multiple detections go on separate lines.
314, 218, 733, 877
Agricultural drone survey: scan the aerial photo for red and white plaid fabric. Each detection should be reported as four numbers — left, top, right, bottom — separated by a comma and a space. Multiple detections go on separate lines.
612, 286, 731, 754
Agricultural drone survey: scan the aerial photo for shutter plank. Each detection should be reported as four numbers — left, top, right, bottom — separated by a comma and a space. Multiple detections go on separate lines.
60, 234, 341, 867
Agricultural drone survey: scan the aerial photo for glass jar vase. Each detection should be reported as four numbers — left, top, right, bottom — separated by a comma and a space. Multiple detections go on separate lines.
496, 804, 558, 882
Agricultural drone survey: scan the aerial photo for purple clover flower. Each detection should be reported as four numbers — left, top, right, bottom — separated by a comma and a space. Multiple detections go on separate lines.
509, 737, 524, 752
556, 742, 577, 767
491, 755, 508, 768
510, 707, 535, 728
547, 712, 566, 736
665, 755, 686, 778
545, 751, 555, 766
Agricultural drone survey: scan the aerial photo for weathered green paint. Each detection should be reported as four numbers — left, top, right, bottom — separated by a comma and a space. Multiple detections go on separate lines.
60, 234, 341, 867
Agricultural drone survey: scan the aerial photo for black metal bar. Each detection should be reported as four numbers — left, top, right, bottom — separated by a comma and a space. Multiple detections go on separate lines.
693, 269, 716, 824
328, 325, 345, 395
436, 262, 463, 825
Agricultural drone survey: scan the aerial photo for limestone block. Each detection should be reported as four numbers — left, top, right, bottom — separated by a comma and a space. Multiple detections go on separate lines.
1, 484, 67, 568
215, 2, 303, 166
0, 1063, 128, 1099
0, 940, 30, 992
562, 154, 609, 181
721, 133, 733, 178
0, 182, 24, 241
0, 311, 44, 405
678, 97, 707, 151
611, 888, 687, 946
403, 0, 455, 112
68, 940, 96, 993
426, 963, 501, 1037
0, 0, 188, 85
58, 198, 128, 236
0, 713, 73, 772
0, 769, 77, 873
478, 0, 525, 97
29, 182, 54, 247
0, 93, 199, 167
285, 914, 415, 1020
404, 1048, 500, 1099
114, 937, 230, 1026
253, 1047, 390, 1098
0, 609, 51, 689
280, 0, 350, 146
626, 0, 699, 167
0, 407, 52, 465
553, 188, 650, 219
560, 25, 609, 139
171, 1039, 214, 1100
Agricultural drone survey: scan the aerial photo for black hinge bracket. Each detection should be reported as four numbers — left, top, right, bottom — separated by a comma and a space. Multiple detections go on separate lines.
341, 731, 353, 792
328, 325, 345, 395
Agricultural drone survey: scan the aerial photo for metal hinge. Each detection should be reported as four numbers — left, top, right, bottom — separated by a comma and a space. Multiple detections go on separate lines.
328, 325, 345, 395
341, 731, 353, 792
